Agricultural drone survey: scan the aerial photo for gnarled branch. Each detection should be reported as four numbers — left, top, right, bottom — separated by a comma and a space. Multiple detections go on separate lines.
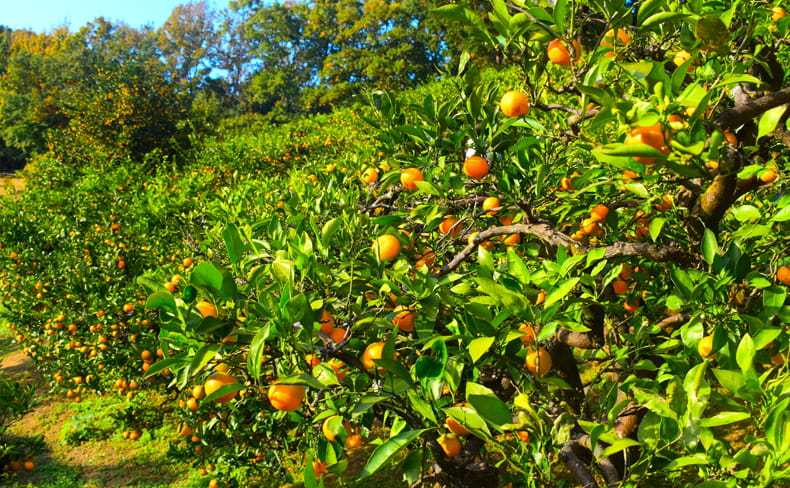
716, 85, 790, 130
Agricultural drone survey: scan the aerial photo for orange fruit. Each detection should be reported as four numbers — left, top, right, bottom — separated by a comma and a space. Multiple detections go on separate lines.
327, 327, 346, 344
319, 309, 335, 334
196, 301, 218, 318
268, 382, 306, 411
624, 123, 670, 165
673, 50, 693, 71
777, 265, 790, 285
559, 177, 574, 191
306, 354, 321, 368
362, 341, 386, 372
773, 6, 788, 21
463, 156, 489, 180
612, 279, 629, 295
346, 434, 364, 447
186, 397, 199, 411
623, 299, 640, 313
698, 335, 714, 358
414, 249, 436, 269
499, 90, 530, 117
547, 38, 580, 66
580, 218, 599, 236
438, 217, 461, 236
759, 169, 778, 183
602, 28, 630, 46
590, 204, 609, 222
23, 461, 34, 471
446, 403, 471, 436
393, 305, 417, 332
361, 167, 379, 184
437, 433, 463, 457
400, 167, 424, 190
141, 350, 153, 361
182, 257, 193, 267
192, 384, 205, 400
482, 196, 501, 215
373, 234, 401, 262
525, 347, 552, 376
178, 423, 194, 436
517, 430, 530, 443
619, 263, 633, 280
321, 415, 351, 442
519, 324, 538, 346
204, 373, 239, 403
312, 460, 327, 478
123, 303, 134, 313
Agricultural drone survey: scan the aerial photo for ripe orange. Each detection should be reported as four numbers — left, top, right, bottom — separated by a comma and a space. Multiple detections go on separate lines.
122, 303, 134, 313
196, 301, 218, 318
525, 347, 552, 376
624, 123, 670, 165
23, 461, 34, 471
414, 249, 436, 269
141, 350, 153, 361
400, 167, 424, 190
361, 167, 379, 184
321, 415, 351, 442
612, 279, 629, 295
438, 217, 461, 236
724, 130, 738, 145
204, 373, 239, 403
547, 38, 580, 66
759, 169, 778, 183
192, 384, 205, 399
463, 156, 489, 180
619, 263, 633, 280
373, 234, 401, 262
393, 305, 417, 332
346, 434, 364, 447
602, 28, 630, 46
499, 90, 530, 117
437, 433, 463, 457
519, 324, 538, 346
698, 335, 714, 358
268, 382, 306, 411
327, 326, 346, 344
186, 397, 199, 411
446, 403, 471, 436
482, 196, 501, 215
517, 430, 530, 443
182, 257, 193, 267
777, 265, 790, 285
362, 341, 386, 372
312, 460, 327, 478
673, 50, 693, 71
319, 309, 335, 334
590, 204, 609, 222
773, 6, 788, 21
580, 218, 599, 236
623, 299, 639, 313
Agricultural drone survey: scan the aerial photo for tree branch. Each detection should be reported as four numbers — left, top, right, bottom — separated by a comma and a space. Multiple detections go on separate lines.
715, 85, 790, 130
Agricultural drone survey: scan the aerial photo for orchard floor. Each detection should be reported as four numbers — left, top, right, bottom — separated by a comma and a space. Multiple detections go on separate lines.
0, 333, 403, 488
0, 335, 205, 488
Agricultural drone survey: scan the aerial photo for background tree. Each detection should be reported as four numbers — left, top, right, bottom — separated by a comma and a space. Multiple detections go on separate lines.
156, 1, 218, 89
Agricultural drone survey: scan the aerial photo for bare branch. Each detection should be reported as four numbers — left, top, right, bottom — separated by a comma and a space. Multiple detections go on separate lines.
601, 241, 696, 267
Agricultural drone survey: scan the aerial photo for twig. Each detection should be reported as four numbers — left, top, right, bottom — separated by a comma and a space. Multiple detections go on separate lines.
716, 85, 790, 130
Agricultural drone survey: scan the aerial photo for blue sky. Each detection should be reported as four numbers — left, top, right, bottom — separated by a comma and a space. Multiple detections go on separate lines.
0, 0, 227, 33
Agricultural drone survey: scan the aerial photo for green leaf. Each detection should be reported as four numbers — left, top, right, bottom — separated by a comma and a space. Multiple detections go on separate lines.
641, 11, 688, 29
544, 278, 579, 308
143, 356, 182, 378
413, 180, 441, 196
247, 324, 272, 380
202, 382, 244, 404
758, 105, 787, 140
772, 205, 790, 222
145, 290, 177, 313
553, 0, 567, 33
191, 262, 238, 300
763, 286, 787, 309
664, 453, 710, 470
695, 15, 729, 55
468, 337, 496, 363
222, 223, 247, 266
699, 411, 750, 427
359, 429, 423, 479
407, 389, 437, 424
414, 356, 443, 380
649, 217, 666, 242
736, 334, 755, 375
321, 217, 341, 244
598, 438, 641, 460
701, 229, 717, 266
624, 183, 649, 199
466, 382, 511, 429
444, 405, 492, 440
730, 205, 761, 222
276, 373, 325, 390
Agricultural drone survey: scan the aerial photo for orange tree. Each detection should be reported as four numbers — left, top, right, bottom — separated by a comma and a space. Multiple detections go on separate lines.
138, 1, 790, 487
